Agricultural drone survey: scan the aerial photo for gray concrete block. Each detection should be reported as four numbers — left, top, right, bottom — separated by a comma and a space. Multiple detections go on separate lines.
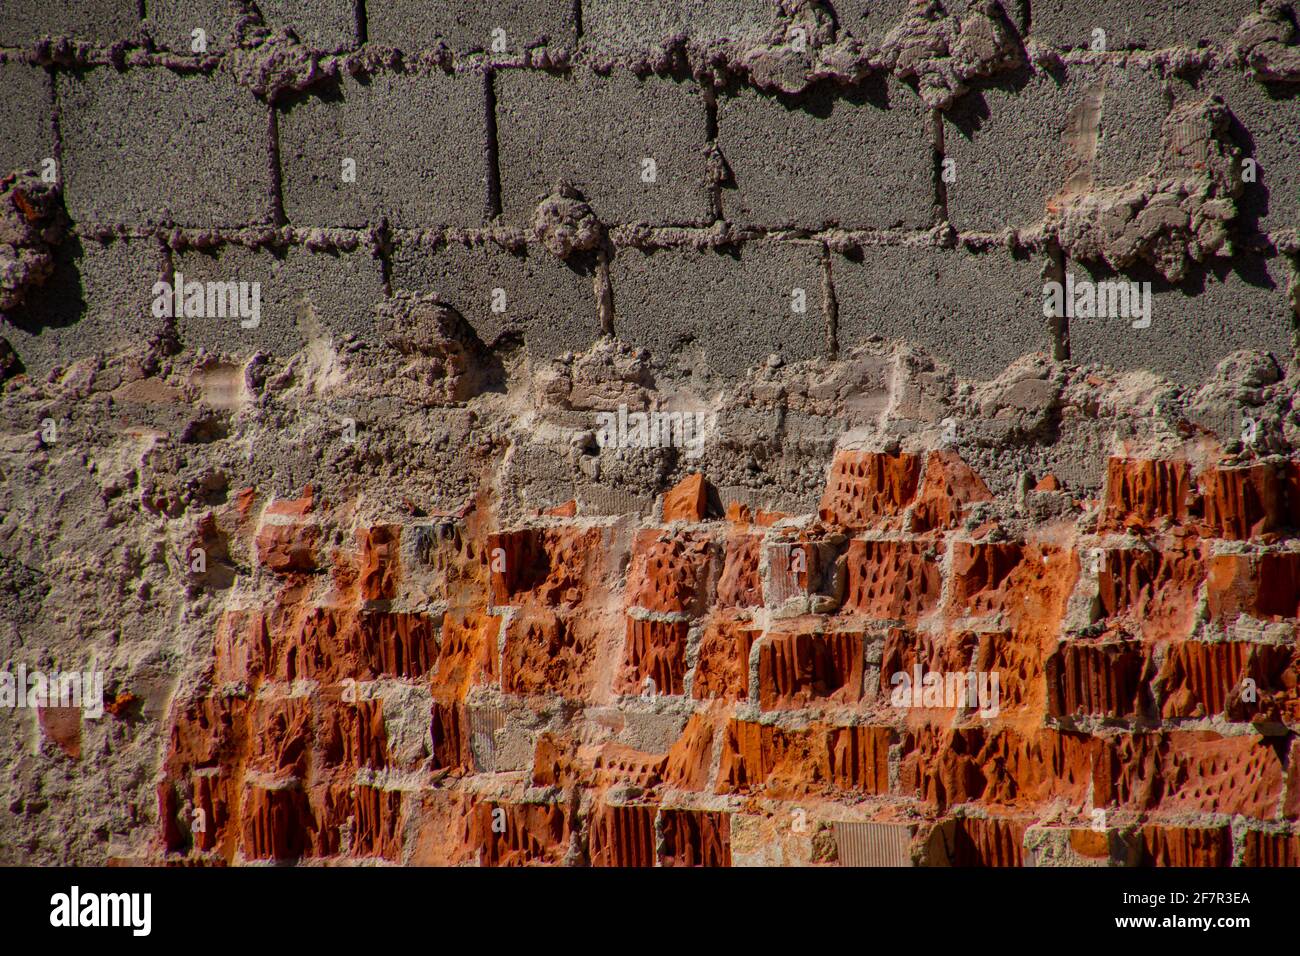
1195, 70, 1300, 237
718, 76, 932, 230
580, 0, 772, 56
496, 68, 712, 226
1032, 0, 1256, 51
1172, 0, 1259, 48
942, 62, 1168, 233
610, 242, 827, 376
366, 0, 576, 54
833, 0, 1027, 48
279, 70, 486, 228
257, 0, 358, 51
1066, 256, 1296, 385
0, 62, 54, 176
170, 243, 386, 356
390, 239, 600, 356
274, 243, 387, 342
57, 67, 271, 227
1029, 0, 1174, 51
143, 0, 242, 53
829, 0, 919, 45
2, 236, 168, 377
834, 244, 1051, 378
0, 0, 139, 47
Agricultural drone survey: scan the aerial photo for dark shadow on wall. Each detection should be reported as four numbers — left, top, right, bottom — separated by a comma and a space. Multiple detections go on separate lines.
943, 64, 1036, 140
1222, 101, 1266, 236
1073, 255, 1282, 300
1220, 82, 1300, 242
716, 71, 895, 115
5, 233, 87, 335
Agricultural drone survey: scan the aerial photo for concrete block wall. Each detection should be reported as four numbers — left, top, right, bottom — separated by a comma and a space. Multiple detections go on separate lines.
0, 0, 1295, 385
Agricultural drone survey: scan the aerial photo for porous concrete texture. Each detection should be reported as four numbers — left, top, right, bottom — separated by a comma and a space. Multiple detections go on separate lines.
3, 236, 169, 378
279, 70, 487, 228
943, 61, 1170, 233
170, 242, 386, 356
827, 0, 916, 45
56, 67, 271, 228
1196, 68, 1300, 236
0, 0, 139, 47
496, 68, 713, 226
833, 244, 1051, 378
366, 0, 578, 54
391, 236, 600, 356
253, 0, 359, 52
1066, 254, 1297, 384
718, 76, 933, 229
580, 0, 775, 55
1024, 0, 1196, 51
0, 61, 53, 176
1172, 0, 1264, 47
2, 0, 1300, 873
611, 242, 827, 377
144, 0, 244, 54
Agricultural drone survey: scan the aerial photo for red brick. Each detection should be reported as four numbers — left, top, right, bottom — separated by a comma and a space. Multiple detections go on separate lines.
662, 473, 709, 522
1098, 543, 1205, 639
718, 720, 890, 797
912, 450, 993, 533
692, 612, 759, 702
818, 450, 921, 530
1241, 829, 1300, 866
620, 616, 689, 695
842, 538, 943, 623
1208, 552, 1300, 622
947, 540, 1024, 615
625, 529, 717, 615
1101, 458, 1192, 532
589, 803, 657, 867
356, 524, 400, 600
717, 532, 764, 608
470, 801, 570, 867
659, 810, 730, 867
1140, 825, 1230, 867
757, 628, 864, 709
1046, 641, 1147, 719
1201, 463, 1284, 540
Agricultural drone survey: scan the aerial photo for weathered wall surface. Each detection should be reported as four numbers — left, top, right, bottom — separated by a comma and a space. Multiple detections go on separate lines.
0, 0, 1299, 866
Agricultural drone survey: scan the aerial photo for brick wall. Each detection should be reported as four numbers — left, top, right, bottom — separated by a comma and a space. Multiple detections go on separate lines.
145, 452, 1300, 867
1, 0, 1299, 867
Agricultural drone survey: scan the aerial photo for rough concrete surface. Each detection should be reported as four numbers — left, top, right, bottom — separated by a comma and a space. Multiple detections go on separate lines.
279, 70, 487, 228
56, 67, 271, 228
0, 0, 140, 48
496, 68, 713, 226
611, 242, 827, 376
719, 75, 934, 229
367, 0, 578, 54
943, 61, 1170, 233
0, 62, 53, 177
253, 0, 359, 53
834, 243, 1051, 378
144, 0, 244, 54
1066, 254, 1297, 384
391, 236, 600, 356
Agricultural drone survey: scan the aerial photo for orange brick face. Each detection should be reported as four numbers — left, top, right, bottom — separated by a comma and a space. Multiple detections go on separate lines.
1101, 458, 1192, 532
842, 538, 944, 622
153, 449, 1300, 868
818, 451, 921, 530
